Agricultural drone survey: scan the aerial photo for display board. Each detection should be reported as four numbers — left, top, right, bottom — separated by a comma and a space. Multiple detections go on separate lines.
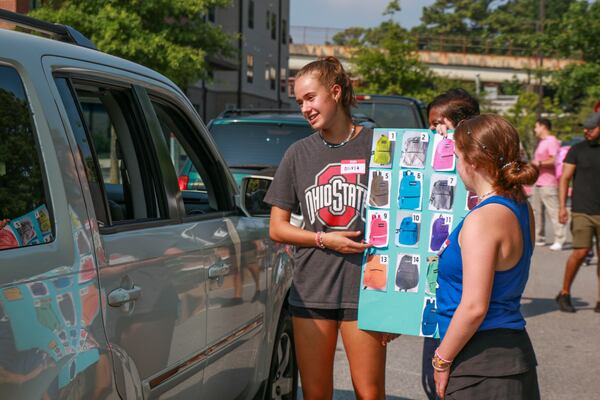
358, 128, 477, 338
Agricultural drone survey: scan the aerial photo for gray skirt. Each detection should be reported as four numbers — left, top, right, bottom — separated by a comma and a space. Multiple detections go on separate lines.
446, 329, 540, 400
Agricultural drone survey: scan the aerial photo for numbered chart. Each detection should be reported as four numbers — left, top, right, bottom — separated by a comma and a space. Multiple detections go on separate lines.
358, 129, 470, 338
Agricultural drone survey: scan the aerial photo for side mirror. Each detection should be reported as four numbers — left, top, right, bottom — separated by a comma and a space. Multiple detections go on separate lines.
240, 175, 273, 217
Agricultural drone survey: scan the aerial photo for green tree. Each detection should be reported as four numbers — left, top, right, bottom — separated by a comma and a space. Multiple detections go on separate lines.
416, 0, 494, 37
553, 0, 600, 62
331, 27, 368, 46
30, 0, 235, 88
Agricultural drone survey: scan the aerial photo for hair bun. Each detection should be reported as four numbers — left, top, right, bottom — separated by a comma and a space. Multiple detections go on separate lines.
501, 161, 538, 187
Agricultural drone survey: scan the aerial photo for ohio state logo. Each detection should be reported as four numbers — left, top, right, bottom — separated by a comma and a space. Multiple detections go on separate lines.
305, 164, 367, 229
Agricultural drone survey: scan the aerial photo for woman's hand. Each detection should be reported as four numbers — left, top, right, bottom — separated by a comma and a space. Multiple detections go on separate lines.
321, 231, 372, 254
378, 332, 400, 346
434, 368, 450, 399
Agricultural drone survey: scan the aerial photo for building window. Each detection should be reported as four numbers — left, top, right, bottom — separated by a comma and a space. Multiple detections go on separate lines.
248, 0, 254, 29
208, 7, 216, 23
266, 10, 270, 30
246, 55, 254, 83
271, 12, 277, 40
266, 65, 276, 91
281, 19, 287, 44
29, 0, 45, 10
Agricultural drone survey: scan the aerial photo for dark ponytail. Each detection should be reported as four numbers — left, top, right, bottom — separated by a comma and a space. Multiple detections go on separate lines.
295, 56, 356, 117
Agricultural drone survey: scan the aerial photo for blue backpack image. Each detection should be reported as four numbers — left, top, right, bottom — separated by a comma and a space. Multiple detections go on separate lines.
421, 298, 438, 336
399, 217, 419, 245
399, 171, 421, 209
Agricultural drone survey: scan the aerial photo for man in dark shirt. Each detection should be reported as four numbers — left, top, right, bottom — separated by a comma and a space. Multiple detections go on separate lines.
556, 111, 600, 313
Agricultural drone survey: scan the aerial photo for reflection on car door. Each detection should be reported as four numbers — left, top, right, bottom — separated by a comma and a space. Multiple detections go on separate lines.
54, 72, 214, 398
147, 97, 269, 399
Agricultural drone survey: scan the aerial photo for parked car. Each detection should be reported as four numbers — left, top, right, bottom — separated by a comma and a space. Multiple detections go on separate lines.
0, 10, 295, 400
355, 94, 428, 128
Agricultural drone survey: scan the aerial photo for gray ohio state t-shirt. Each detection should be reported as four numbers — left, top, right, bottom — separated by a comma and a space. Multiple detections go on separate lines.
264, 128, 373, 309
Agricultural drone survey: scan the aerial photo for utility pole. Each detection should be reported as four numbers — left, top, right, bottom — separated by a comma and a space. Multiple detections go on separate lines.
536, 0, 545, 119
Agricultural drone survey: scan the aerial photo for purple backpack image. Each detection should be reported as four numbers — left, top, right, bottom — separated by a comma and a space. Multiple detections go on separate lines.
430, 216, 450, 251
433, 138, 455, 170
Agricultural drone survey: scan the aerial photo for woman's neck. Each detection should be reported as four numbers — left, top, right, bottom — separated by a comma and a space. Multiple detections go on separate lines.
472, 177, 495, 199
321, 115, 354, 144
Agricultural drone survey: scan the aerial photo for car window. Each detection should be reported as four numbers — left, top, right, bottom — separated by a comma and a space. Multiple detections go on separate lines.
150, 99, 221, 216
0, 65, 54, 251
356, 102, 421, 128
56, 78, 163, 226
210, 123, 313, 167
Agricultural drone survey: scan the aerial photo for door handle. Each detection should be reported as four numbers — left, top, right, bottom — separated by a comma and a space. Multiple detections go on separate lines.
208, 262, 231, 279
108, 286, 142, 307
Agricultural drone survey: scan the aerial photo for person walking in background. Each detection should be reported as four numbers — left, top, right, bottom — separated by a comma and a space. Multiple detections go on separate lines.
424, 88, 480, 400
434, 115, 540, 399
265, 56, 392, 400
531, 118, 566, 250
556, 111, 600, 313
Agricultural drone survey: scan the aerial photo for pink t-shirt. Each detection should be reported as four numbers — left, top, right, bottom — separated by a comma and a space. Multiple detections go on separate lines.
534, 135, 561, 186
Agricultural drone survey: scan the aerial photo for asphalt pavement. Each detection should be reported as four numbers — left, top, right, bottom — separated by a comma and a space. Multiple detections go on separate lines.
299, 210, 600, 399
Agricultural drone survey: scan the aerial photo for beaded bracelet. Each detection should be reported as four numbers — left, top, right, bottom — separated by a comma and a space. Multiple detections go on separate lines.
315, 232, 326, 249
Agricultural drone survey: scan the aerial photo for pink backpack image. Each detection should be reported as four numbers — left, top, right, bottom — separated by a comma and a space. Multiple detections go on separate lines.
369, 214, 388, 246
433, 138, 455, 170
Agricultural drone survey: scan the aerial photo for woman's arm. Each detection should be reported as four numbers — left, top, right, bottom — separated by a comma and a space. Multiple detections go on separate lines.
269, 206, 371, 254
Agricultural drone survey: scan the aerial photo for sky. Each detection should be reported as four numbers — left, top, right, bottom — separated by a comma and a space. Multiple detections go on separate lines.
290, 0, 437, 30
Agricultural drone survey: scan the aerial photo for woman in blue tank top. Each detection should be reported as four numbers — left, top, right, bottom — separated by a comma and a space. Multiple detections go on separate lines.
432, 114, 541, 400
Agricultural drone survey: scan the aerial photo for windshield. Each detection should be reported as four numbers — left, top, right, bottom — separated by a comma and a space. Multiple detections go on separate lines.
356, 102, 422, 128
210, 123, 313, 167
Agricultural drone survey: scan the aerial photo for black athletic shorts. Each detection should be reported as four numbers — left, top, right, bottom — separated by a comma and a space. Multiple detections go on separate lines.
289, 305, 358, 321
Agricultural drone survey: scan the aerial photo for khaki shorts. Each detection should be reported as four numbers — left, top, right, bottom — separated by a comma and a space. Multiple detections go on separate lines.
571, 213, 600, 248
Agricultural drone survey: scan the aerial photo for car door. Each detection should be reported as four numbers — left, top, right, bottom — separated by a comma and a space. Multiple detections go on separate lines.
48, 61, 218, 399
144, 95, 269, 399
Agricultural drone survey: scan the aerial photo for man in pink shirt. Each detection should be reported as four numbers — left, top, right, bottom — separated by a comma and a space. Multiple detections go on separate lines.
531, 118, 566, 250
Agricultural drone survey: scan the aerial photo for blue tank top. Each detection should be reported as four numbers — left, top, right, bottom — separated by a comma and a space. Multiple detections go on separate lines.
437, 195, 533, 339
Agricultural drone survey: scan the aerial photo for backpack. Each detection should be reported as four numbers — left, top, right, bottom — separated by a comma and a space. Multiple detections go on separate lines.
363, 255, 388, 291
402, 135, 428, 168
421, 298, 438, 336
467, 191, 479, 210
369, 214, 388, 246
430, 216, 449, 251
429, 179, 454, 210
369, 171, 389, 207
433, 138, 455, 170
395, 255, 419, 291
425, 256, 439, 295
399, 171, 421, 210
399, 217, 419, 246
374, 135, 391, 165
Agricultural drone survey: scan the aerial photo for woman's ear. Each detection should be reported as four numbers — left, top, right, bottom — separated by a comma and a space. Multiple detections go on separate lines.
330, 84, 342, 103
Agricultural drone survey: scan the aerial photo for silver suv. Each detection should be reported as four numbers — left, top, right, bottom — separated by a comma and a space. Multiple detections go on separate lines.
0, 10, 295, 400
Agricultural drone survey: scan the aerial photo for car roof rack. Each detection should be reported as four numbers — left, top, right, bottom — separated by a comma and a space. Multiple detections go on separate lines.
219, 108, 301, 118
0, 9, 96, 50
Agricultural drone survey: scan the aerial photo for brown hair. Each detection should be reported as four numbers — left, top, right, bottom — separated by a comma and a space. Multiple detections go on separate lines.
295, 56, 356, 117
428, 88, 480, 126
455, 114, 539, 202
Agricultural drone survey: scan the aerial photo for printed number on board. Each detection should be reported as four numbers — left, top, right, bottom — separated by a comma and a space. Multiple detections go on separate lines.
412, 255, 420, 264
448, 176, 457, 186
380, 255, 389, 264
420, 132, 429, 142
412, 214, 421, 223
389, 131, 397, 141
444, 216, 453, 225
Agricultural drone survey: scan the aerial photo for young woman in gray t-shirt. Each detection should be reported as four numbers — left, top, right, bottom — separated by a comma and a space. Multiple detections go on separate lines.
265, 57, 394, 399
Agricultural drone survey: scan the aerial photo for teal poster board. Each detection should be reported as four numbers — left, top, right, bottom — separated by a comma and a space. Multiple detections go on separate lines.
358, 128, 475, 338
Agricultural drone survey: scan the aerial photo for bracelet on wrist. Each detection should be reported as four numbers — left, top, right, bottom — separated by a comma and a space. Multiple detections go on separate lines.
432, 350, 453, 372
315, 231, 326, 249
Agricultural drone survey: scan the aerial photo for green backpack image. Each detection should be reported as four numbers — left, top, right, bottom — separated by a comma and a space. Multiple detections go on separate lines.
425, 256, 439, 295
373, 134, 391, 165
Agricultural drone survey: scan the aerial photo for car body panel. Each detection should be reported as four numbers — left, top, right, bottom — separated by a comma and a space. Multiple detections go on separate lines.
0, 26, 293, 400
